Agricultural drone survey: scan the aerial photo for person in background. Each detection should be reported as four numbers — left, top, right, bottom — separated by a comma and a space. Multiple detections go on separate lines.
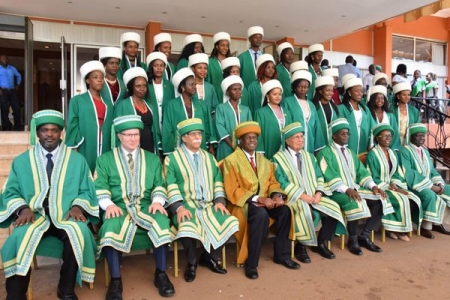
290, 60, 309, 75
176, 34, 205, 71
276, 42, 295, 99
306, 44, 324, 101
0, 54, 22, 131
322, 68, 341, 105
214, 75, 252, 161
66, 61, 113, 174
321, 59, 330, 69
352, 59, 361, 78
221, 57, 250, 106
424, 72, 443, 124
189, 53, 219, 114
363, 64, 375, 95
282, 70, 325, 153
145, 52, 175, 132
153, 32, 175, 80
99, 47, 127, 106
337, 55, 360, 87
207, 32, 231, 101
117, 32, 147, 80
247, 54, 277, 115
392, 64, 408, 85
238, 26, 264, 88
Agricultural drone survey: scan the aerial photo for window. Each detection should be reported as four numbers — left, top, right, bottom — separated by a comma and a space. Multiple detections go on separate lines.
392, 36, 446, 65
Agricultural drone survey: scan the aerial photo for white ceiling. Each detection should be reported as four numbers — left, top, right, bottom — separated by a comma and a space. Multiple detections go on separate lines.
0, 0, 438, 44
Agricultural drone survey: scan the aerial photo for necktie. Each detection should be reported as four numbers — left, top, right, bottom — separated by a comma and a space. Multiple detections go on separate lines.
250, 157, 257, 174
416, 148, 423, 161
341, 147, 349, 165
193, 153, 199, 171
166, 65, 172, 80
46, 153, 53, 182
127, 153, 134, 171
254, 52, 258, 68
295, 153, 302, 172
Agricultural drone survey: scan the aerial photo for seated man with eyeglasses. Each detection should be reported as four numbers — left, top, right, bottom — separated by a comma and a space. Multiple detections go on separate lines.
165, 118, 239, 283
222, 121, 300, 280
95, 115, 175, 299
400, 123, 450, 239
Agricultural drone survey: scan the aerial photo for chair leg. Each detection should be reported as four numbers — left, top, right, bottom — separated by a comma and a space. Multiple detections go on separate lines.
235, 242, 240, 268
371, 230, 374, 242
417, 227, 421, 236
104, 259, 110, 287
27, 271, 33, 300
381, 226, 386, 242
408, 230, 413, 238
89, 282, 94, 289
221, 247, 226, 269
32, 256, 39, 270
173, 242, 179, 278
327, 240, 331, 250
291, 241, 295, 259
340, 235, 345, 250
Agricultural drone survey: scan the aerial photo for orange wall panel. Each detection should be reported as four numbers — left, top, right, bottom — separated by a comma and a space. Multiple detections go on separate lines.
386, 15, 448, 41
330, 30, 373, 56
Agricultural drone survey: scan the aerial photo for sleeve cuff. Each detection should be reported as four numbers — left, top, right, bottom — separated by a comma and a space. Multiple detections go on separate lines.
152, 196, 166, 206
336, 184, 349, 194
99, 198, 115, 211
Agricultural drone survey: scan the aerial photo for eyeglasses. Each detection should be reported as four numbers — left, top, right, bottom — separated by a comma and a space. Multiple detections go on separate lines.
120, 133, 140, 138
186, 131, 202, 137
377, 134, 392, 139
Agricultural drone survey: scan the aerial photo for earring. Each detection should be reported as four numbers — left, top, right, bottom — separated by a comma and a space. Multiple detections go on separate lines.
181, 88, 185, 93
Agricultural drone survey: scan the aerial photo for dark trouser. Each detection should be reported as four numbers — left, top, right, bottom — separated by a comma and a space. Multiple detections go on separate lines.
104, 244, 168, 278
0, 88, 20, 130
347, 200, 383, 237
317, 213, 338, 243
180, 237, 223, 265
246, 204, 291, 269
5, 222, 78, 300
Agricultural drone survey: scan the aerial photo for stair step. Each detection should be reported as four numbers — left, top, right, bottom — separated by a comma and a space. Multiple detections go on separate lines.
0, 132, 30, 144
0, 144, 29, 155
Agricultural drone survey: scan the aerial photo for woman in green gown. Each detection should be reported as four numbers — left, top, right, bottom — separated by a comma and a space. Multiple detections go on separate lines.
206, 32, 231, 102
176, 34, 204, 71
276, 42, 294, 99
306, 44, 324, 101
391, 82, 420, 146
153, 32, 175, 81
247, 54, 277, 116
117, 32, 147, 80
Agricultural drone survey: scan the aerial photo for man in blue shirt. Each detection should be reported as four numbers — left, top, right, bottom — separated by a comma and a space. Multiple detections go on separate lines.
337, 55, 360, 87
0, 54, 22, 130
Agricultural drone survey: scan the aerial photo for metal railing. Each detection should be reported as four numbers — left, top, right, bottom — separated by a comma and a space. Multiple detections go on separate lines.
410, 96, 450, 169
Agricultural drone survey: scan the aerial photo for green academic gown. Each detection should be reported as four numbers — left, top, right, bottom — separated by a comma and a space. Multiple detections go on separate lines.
366, 145, 423, 231
100, 77, 127, 106
338, 103, 375, 155
370, 111, 402, 151
161, 96, 216, 155
307, 65, 322, 101
220, 85, 250, 107
0, 143, 99, 285
193, 81, 219, 114
66, 91, 114, 173
165, 144, 239, 250
316, 102, 340, 146
283, 95, 326, 153
317, 144, 394, 221
238, 50, 257, 88
95, 147, 172, 254
117, 57, 147, 82
247, 80, 263, 117
393, 105, 420, 146
255, 105, 293, 159
400, 144, 450, 224
276, 63, 292, 99
206, 57, 224, 101
163, 62, 176, 81
272, 149, 346, 245
114, 96, 161, 153
147, 79, 175, 131
214, 101, 252, 161
176, 58, 188, 72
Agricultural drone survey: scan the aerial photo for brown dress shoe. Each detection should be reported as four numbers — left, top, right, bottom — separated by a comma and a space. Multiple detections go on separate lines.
420, 228, 435, 239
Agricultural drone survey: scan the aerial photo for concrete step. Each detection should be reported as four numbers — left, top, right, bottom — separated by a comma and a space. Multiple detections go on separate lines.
0, 144, 29, 155
0, 155, 14, 172
0, 132, 30, 144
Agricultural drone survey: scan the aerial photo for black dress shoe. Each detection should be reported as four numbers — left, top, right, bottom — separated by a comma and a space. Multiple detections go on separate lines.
154, 270, 175, 297
311, 243, 335, 259
432, 224, 450, 235
184, 263, 197, 282
358, 236, 382, 253
347, 238, 363, 256
57, 289, 79, 300
199, 252, 227, 274
105, 277, 123, 300
244, 266, 258, 279
421, 228, 435, 239
273, 258, 301, 270
294, 243, 311, 263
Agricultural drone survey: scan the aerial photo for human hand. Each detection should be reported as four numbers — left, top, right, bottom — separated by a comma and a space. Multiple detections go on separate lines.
14, 208, 35, 227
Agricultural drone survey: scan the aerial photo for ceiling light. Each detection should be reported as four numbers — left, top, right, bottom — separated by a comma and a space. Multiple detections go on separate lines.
201, 16, 206, 18
44, 45, 49, 49
162, 12, 167, 14
115, 6, 120, 9
49, 62, 53, 65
